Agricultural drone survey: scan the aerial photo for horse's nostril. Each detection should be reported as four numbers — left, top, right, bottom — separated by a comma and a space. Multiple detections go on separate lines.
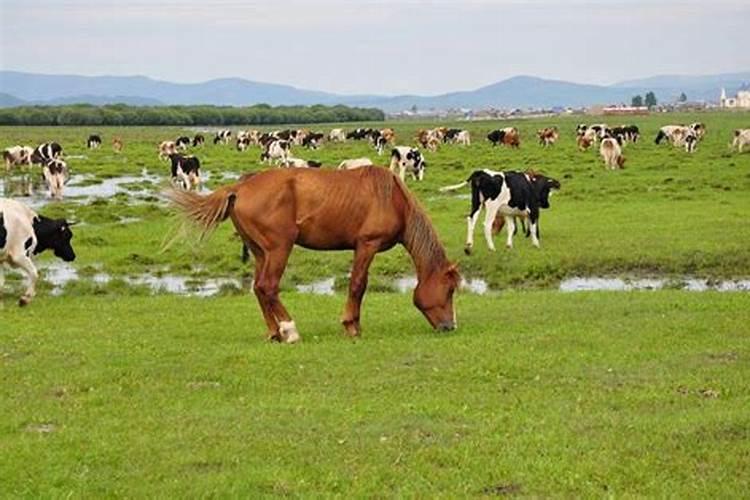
437, 321, 456, 332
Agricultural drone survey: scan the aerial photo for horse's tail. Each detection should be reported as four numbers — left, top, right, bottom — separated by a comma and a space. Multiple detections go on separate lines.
439, 180, 469, 192
164, 186, 237, 239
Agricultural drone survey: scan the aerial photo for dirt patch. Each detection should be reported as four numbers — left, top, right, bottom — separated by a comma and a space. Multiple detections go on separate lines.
25, 422, 56, 434
480, 483, 521, 496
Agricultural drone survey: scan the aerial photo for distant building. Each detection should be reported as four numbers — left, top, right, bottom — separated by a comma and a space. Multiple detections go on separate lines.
720, 87, 750, 108
602, 105, 649, 116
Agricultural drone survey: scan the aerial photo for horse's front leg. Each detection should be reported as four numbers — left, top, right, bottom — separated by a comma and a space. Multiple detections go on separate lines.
341, 242, 378, 337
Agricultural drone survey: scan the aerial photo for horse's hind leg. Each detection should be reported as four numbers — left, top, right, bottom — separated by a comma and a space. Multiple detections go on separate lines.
248, 247, 283, 341
341, 242, 378, 338
257, 245, 299, 344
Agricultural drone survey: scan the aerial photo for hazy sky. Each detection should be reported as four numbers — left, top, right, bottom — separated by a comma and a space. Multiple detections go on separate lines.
1, 0, 748, 95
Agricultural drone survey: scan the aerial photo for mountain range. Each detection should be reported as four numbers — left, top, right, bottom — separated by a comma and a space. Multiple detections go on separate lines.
1, 70, 748, 112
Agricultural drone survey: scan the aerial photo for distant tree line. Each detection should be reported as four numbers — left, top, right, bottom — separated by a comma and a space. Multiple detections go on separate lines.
631, 92, 658, 108
0, 103, 385, 126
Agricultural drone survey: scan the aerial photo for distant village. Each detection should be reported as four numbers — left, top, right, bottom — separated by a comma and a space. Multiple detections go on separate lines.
389, 86, 750, 120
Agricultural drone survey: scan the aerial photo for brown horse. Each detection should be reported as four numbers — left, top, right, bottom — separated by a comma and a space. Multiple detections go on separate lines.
166, 166, 459, 343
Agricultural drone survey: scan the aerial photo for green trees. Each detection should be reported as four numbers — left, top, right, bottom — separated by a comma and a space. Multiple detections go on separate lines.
631, 95, 644, 107
0, 104, 385, 126
645, 92, 658, 108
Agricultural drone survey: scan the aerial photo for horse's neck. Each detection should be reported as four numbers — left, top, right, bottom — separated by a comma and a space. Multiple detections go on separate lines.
401, 209, 448, 280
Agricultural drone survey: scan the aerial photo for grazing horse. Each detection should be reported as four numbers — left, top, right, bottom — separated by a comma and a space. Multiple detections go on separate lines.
166, 167, 459, 343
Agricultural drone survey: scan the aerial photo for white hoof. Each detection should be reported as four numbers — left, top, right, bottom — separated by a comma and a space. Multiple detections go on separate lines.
279, 321, 301, 344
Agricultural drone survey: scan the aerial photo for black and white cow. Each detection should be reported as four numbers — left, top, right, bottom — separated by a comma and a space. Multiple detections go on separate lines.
168, 154, 201, 190
213, 130, 232, 145
42, 159, 69, 199
389, 146, 426, 181
192, 134, 205, 147
87, 134, 102, 149
176, 136, 191, 150
31, 142, 63, 165
302, 132, 325, 150
260, 139, 291, 166
0, 198, 76, 306
286, 158, 322, 168
3, 145, 34, 170
440, 170, 560, 252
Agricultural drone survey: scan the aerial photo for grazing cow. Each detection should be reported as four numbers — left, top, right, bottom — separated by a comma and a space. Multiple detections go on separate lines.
158, 140, 177, 160
192, 134, 205, 147
380, 128, 396, 145
338, 157, 374, 170
168, 153, 201, 190
390, 146, 426, 181
487, 127, 520, 147
440, 170, 560, 252
176, 136, 191, 150
236, 136, 251, 152
42, 159, 68, 200
0, 198, 76, 306
112, 137, 124, 153
31, 142, 63, 165
690, 122, 706, 140
655, 125, 697, 152
346, 128, 374, 140
261, 139, 291, 166
214, 130, 232, 145
286, 158, 322, 168
302, 132, 325, 150
622, 125, 640, 143
576, 124, 588, 136
416, 129, 441, 150
87, 134, 102, 149
537, 127, 559, 146
329, 128, 346, 142
3, 145, 34, 170
577, 134, 594, 151
732, 129, 750, 153
600, 137, 625, 169
455, 130, 471, 146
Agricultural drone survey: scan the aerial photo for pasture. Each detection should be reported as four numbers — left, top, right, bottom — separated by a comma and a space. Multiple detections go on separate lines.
2, 111, 750, 495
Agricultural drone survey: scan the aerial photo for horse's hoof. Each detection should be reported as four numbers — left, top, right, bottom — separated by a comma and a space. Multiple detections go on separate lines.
342, 322, 361, 338
279, 321, 301, 344
267, 331, 283, 342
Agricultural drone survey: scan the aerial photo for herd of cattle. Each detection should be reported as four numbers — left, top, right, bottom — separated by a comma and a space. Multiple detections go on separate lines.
1, 121, 749, 306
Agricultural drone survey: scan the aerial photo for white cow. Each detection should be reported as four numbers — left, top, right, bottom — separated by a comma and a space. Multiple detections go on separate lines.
328, 128, 346, 142
600, 138, 625, 169
0, 198, 76, 305
732, 129, 750, 153
3, 145, 34, 170
42, 159, 69, 199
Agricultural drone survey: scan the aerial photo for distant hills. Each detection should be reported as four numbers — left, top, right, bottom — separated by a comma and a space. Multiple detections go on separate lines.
1, 70, 748, 112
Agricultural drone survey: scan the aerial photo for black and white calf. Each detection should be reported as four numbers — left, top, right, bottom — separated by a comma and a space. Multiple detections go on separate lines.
168, 153, 201, 190
192, 134, 205, 147
0, 198, 76, 306
42, 159, 69, 199
31, 142, 63, 165
87, 135, 102, 149
213, 129, 232, 145
441, 170, 560, 252
260, 139, 291, 166
176, 136, 191, 150
389, 147, 426, 181
302, 132, 324, 150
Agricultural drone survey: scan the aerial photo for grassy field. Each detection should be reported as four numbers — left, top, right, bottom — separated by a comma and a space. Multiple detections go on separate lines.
2, 113, 749, 496
2, 292, 749, 496
1, 110, 749, 292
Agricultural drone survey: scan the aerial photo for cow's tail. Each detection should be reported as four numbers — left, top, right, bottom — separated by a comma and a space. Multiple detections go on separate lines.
164, 186, 237, 240
655, 130, 666, 144
439, 180, 469, 192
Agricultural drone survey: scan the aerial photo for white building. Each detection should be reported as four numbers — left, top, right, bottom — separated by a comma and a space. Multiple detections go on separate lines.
720, 87, 750, 108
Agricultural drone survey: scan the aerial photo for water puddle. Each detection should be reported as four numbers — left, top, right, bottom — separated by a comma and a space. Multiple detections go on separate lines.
295, 277, 335, 295
393, 276, 489, 294
560, 277, 750, 292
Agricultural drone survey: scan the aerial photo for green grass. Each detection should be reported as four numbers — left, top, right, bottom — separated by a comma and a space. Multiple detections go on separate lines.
2, 110, 750, 292
2, 292, 749, 496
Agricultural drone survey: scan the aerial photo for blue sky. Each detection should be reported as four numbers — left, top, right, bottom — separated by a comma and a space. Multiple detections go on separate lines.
1, 0, 747, 95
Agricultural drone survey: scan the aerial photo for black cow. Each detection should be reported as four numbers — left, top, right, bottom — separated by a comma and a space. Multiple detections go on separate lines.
87, 134, 102, 149
440, 169, 560, 252
302, 132, 324, 149
487, 130, 505, 146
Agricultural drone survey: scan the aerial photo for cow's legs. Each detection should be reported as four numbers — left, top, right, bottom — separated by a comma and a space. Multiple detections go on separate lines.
465, 206, 482, 255
482, 200, 502, 252
505, 216, 516, 249
341, 241, 378, 337
11, 255, 38, 306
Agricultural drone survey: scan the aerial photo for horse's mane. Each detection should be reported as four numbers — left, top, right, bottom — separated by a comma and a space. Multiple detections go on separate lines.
386, 171, 449, 274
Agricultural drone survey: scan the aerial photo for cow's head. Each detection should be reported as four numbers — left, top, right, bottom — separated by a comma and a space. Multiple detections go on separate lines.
528, 172, 561, 208
32, 216, 76, 261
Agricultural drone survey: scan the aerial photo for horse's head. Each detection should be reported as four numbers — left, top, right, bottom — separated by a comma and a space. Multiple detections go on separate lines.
414, 262, 460, 331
